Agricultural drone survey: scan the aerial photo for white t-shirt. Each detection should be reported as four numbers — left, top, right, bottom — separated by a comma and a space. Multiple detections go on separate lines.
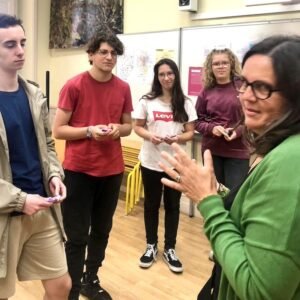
132, 97, 197, 171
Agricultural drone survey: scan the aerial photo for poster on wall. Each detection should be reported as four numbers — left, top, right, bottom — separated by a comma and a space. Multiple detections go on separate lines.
116, 30, 180, 108
188, 67, 203, 96
49, 0, 123, 49
117, 48, 176, 85
117, 47, 155, 85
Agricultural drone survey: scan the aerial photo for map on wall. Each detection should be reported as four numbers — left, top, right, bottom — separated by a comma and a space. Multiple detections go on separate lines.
117, 48, 155, 85
116, 30, 180, 108
117, 48, 176, 85
49, 0, 123, 49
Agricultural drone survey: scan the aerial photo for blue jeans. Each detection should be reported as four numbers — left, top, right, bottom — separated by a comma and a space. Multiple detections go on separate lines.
212, 155, 249, 190
62, 169, 123, 295
141, 166, 181, 250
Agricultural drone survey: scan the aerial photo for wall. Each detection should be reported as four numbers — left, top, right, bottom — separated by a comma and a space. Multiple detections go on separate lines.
19, 0, 300, 107
18, 0, 300, 154
123, 0, 300, 32
18, 0, 37, 81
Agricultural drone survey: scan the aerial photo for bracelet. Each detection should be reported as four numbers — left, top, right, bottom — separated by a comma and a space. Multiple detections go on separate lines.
86, 126, 93, 139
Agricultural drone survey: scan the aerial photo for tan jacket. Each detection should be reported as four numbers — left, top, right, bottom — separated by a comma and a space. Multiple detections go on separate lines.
0, 76, 65, 278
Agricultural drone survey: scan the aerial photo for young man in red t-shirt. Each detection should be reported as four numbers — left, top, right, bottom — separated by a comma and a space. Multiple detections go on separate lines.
53, 32, 133, 300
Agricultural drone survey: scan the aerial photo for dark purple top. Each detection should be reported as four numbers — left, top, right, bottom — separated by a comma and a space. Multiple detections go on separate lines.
195, 82, 249, 159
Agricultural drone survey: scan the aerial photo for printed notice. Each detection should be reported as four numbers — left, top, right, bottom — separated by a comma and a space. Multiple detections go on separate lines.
188, 67, 203, 96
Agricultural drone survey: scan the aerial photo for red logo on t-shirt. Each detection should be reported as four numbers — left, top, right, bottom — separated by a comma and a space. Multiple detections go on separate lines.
153, 111, 173, 122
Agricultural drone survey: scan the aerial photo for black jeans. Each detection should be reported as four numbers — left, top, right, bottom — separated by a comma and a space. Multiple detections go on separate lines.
141, 166, 181, 250
62, 169, 123, 295
212, 155, 249, 190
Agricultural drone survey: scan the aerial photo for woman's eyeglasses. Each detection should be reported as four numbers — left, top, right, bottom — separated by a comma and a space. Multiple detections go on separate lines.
158, 71, 175, 78
212, 61, 230, 67
236, 78, 280, 100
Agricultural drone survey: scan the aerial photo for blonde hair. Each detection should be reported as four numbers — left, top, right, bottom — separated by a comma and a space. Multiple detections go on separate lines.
203, 48, 241, 89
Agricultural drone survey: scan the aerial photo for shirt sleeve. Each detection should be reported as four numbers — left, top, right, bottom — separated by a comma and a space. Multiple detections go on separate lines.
184, 98, 198, 123
198, 155, 300, 300
122, 83, 133, 113
195, 90, 215, 136
57, 79, 80, 112
132, 99, 147, 120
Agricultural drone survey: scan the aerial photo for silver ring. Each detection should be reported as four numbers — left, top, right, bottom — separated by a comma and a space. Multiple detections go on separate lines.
175, 175, 181, 183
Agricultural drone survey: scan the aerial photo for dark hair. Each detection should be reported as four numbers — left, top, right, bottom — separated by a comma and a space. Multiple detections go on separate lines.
203, 48, 241, 89
0, 13, 23, 30
86, 31, 124, 65
242, 35, 300, 155
142, 58, 188, 123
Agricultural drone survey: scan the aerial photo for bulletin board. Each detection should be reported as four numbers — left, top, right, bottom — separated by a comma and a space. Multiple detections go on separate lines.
180, 19, 300, 104
116, 30, 180, 108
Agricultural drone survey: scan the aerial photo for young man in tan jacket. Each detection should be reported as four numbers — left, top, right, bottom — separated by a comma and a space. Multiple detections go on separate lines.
0, 13, 70, 300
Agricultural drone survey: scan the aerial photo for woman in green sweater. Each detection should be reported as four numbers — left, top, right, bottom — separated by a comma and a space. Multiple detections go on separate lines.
159, 35, 300, 300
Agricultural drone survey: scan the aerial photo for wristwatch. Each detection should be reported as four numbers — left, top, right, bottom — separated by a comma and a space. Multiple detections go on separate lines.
86, 126, 93, 139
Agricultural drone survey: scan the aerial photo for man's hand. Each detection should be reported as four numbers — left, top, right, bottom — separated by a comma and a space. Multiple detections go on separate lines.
22, 194, 52, 215
49, 176, 66, 201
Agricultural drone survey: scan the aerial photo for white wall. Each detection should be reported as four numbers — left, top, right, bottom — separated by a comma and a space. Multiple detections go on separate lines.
19, 0, 300, 152
18, 0, 37, 81
24, 0, 300, 106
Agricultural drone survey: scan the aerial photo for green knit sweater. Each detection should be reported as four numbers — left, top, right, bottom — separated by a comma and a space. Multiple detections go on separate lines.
198, 134, 300, 300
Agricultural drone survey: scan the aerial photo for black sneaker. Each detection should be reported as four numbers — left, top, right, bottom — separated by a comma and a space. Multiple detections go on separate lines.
139, 243, 158, 268
163, 248, 183, 273
80, 272, 112, 300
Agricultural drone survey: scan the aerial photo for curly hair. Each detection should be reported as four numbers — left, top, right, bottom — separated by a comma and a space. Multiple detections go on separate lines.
241, 35, 300, 156
142, 58, 188, 123
203, 48, 241, 89
86, 31, 124, 65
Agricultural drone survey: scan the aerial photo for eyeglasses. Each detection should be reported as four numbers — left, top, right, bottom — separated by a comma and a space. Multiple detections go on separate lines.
212, 61, 230, 67
97, 49, 118, 58
158, 71, 175, 78
237, 78, 280, 100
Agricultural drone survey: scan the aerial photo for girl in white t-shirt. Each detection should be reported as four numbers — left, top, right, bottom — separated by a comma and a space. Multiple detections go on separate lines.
133, 58, 197, 273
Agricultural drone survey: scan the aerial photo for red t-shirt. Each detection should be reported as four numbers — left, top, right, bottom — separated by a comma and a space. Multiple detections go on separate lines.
58, 71, 133, 177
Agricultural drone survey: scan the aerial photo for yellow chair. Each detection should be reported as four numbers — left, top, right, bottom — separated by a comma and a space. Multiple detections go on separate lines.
125, 161, 143, 214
